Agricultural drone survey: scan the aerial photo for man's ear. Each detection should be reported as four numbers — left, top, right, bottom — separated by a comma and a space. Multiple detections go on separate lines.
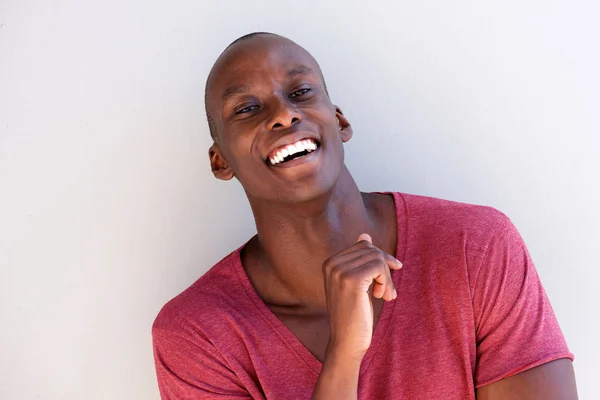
209, 143, 235, 181
334, 106, 353, 143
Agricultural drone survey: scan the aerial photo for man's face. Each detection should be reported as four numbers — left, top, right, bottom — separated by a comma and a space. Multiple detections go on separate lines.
206, 35, 352, 203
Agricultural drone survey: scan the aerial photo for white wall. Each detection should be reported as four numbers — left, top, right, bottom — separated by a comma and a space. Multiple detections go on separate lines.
1, 0, 598, 399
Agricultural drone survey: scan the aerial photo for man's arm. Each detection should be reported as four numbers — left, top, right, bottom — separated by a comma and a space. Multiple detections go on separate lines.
312, 234, 402, 400
311, 346, 362, 400
476, 359, 577, 399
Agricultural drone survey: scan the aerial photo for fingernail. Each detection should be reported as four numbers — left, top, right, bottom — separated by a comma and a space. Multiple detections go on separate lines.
393, 288, 398, 298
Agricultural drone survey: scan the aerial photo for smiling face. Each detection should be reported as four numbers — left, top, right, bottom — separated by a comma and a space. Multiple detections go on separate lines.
206, 34, 353, 204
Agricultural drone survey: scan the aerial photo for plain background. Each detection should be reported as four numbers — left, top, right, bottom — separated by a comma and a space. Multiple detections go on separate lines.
1, 0, 598, 399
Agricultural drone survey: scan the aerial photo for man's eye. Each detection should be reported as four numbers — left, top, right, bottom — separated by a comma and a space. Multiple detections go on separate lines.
235, 104, 259, 114
289, 88, 311, 98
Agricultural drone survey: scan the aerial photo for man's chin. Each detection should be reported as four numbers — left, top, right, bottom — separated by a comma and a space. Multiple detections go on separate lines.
243, 151, 345, 205
249, 173, 342, 206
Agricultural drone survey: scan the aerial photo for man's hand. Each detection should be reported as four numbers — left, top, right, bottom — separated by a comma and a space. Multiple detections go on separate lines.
312, 233, 402, 400
322, 233, 402, 359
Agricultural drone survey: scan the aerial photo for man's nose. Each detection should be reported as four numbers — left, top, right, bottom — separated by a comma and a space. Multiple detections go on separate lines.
267, 98, 302, 131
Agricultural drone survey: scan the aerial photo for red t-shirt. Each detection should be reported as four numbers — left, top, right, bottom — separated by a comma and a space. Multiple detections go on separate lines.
152, 192, 573, 399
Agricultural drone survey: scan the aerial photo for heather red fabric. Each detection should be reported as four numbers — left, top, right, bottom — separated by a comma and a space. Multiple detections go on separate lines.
152, 192, 573, 399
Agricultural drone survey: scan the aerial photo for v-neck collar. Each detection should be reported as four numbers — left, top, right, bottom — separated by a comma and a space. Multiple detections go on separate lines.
231, 192, 408, 376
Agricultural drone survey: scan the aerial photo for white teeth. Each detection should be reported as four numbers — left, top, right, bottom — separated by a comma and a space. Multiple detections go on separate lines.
269, 139, 318, 165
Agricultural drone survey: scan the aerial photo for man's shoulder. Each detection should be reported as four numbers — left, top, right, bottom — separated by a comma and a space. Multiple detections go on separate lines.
152, 249, 247, 338
394, 192, 515, 279
397, 191, 509, 235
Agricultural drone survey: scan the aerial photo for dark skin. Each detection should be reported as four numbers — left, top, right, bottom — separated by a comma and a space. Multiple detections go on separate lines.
206, 34, 577, 399
207, 34, 399, 365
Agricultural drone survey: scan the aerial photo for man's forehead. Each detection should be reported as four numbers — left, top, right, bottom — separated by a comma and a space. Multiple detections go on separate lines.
206, 36, 320, 102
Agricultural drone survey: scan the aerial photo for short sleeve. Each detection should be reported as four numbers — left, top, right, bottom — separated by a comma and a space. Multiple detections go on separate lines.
471, 215, 573, 388
152, 322, 252, 400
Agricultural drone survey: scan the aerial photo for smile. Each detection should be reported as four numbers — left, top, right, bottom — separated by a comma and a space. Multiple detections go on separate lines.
267, 138, 319, 166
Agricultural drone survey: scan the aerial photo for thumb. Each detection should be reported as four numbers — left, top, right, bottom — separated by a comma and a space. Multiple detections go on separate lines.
356, 233, 372, 244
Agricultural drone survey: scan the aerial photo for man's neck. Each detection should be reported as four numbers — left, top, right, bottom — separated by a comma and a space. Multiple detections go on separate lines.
244, 167, 382, 310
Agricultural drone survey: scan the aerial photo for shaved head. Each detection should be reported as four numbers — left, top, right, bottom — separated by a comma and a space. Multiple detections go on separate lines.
204, 32, 328, 140
204, 31, 352, 203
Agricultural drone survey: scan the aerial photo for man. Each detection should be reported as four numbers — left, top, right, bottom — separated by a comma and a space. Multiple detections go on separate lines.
152, 32, 577, 399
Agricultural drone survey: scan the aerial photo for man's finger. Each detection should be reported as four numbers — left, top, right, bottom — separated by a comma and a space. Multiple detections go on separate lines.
355, 233, 402, 270
355, 259, 395, 300
383, 252, 403, 270
356, 233, 372, 244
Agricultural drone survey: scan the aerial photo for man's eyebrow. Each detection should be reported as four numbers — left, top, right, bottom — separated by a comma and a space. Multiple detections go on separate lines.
286, 65, 314, 79
221, 84, 251, 103
219, 66, 314, 103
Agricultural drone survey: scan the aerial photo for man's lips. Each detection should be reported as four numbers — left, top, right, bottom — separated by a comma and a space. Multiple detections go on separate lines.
266, 137, 320, 166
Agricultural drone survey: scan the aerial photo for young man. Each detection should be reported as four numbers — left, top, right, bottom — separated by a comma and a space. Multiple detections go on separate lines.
152, 32, 577, 399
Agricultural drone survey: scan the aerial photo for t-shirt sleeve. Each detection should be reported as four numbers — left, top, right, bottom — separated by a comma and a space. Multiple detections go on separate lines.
152, 322, 252, 399
471, 214, 573, 388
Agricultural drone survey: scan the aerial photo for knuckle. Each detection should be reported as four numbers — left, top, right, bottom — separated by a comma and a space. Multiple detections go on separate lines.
365, 247, 378, 256
366, 249, 384, 264
322, 257, 335, 272
339, 271, 359, 287
356, 240, 371, 249
338, 271, 350, 286
331, 265, 344, 281
364, 258, 379, 269
360, 240, 375, 248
